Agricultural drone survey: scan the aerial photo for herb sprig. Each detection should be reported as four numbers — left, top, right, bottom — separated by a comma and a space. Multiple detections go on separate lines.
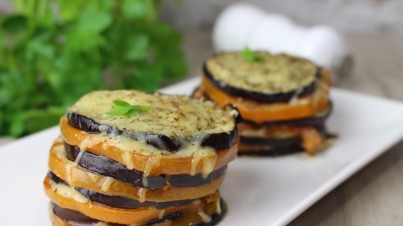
242, 47, 263, 62
107, 100, 150, 117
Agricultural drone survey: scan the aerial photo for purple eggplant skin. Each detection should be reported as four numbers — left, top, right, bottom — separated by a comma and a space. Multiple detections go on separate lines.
48, 171, 196, 209
66, 112, 238, 152
76, 186, 196, 209
239, 134, 303, 156
52, 202, 97, 223
51, 200, 226, 226
51, 201, 179, 226
200, 128, 238, 152
194, 84, 332, 127
66, 113, 100, 134
203, 63, 320, 103
169, 166, 227, 187
239, 125, 331, 156
238, 146, 304, 156
240, 135, 301, 148
64, 143, 165, 190
64, 143, 227, 190
66, 112, 180, 151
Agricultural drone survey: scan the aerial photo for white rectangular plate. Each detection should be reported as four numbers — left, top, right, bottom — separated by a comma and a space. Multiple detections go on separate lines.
1, 78, 403, 226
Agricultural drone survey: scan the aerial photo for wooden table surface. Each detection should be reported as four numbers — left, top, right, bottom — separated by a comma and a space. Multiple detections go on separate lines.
1, 30, 402, 226
181, 29, 403, 226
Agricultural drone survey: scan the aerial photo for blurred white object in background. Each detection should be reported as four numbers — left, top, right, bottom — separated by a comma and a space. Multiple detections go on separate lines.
213, 3, 266, 50
213, 3, 353, 79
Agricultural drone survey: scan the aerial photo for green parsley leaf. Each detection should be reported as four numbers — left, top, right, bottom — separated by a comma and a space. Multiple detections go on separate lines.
113, 99, 131, 106
242, 47, 262, 62
107, 100, 150, 117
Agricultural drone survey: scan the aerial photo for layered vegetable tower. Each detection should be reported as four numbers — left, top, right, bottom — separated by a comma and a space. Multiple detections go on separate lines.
43, 90, 239, 225
194, 51, 334, 155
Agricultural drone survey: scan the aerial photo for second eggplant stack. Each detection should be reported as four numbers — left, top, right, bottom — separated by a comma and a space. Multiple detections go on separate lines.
193, 51, 335, 156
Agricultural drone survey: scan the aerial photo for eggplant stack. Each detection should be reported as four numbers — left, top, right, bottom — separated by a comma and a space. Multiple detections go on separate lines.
43, 90, 238, 226
194, 51, 334, 156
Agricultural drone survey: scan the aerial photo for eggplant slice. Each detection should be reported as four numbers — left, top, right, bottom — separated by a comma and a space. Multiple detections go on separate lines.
240, 135, 302, 148
202, 53, 320, 103
238, 142, 304, 156
239, 125, 332, 156
76, 186, 196, 209
52, 202, 97, 224
66, 90, 238, 152
67, 113, 238, 152
51, 201, 179, 226
196, 85, 332, 127
239, 135, 303, 156
51, 199, 226, 226
48, 172, 198, 209
64, 143, 227, 190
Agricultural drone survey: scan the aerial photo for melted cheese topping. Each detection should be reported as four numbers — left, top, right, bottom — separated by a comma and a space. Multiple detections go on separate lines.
216, 198, 222, 214
158, 209, 166, 219
206, 52, 317, 94
100, 177, 114, 192
67, 90, 236, 139
53, 144, 76, 185
73, 128, 219, 161
142, 156, 162, 187
49, 180, 88, 203
190, 156, 203, 176
74, 149, 85, 165
63, 120, 222, 175
137, 188, 148, 203
61, 123, 222, 175
197, 208, 212, 223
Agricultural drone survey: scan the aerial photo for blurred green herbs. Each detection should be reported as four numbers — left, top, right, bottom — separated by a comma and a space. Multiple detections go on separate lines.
0, 0, 187, 137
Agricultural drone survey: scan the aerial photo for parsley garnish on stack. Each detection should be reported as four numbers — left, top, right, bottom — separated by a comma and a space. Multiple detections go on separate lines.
107, 100, 150, 117
242, 47, 263, 62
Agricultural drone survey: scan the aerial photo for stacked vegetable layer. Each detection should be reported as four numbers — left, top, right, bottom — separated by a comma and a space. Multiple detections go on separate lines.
194, 51, 334, 155
44, 90, 239, 225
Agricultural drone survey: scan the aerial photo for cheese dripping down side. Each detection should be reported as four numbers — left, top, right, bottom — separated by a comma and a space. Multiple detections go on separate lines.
49, 180, 88, 204
198, 208, 212, 223
72, 129, 221, 176
53, 143, 76, 187
216, 198, 222, 214
73, 130, 222, 159
142, 156, 161, 187
100, 177, 114, 192
158, 209, 166, 219
137, 188, 148, 203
